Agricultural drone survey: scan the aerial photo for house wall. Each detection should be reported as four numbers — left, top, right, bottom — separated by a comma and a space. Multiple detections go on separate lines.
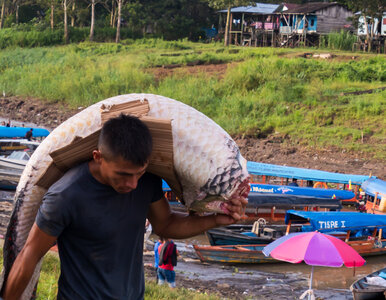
315, 5, 353, 34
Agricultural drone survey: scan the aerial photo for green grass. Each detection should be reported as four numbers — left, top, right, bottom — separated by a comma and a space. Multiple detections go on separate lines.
0, 40, 384, 159
0, 250, 220, 299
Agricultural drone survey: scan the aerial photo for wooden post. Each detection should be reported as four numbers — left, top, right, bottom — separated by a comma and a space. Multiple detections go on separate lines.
241, 13, 244, 45
285, 221, 291, 235
344, 230, 350, 243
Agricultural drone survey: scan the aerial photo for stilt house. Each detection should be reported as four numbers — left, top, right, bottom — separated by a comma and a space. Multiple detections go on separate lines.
218, 2, 280, 46
279, 2, 353, 35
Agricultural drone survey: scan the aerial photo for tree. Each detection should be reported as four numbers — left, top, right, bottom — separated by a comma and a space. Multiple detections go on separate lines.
205, 0, 254, 46
115, 0, 121, 42
336, 0, 385, 51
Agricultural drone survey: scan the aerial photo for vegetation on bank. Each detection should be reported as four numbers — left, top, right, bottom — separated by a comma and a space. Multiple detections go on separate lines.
0, 250, 220, 299
0, 40, 384, 159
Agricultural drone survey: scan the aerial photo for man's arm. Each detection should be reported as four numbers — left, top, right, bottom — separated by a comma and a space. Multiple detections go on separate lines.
3, 223, 57, 300
148, 196, 247, 239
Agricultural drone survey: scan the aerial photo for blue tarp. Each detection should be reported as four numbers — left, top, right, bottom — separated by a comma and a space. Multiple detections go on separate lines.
361, 178, 386, 199
285, 210, 386, 232
219, 2, 279, 14
0, 126, 50, 138
250, 183, 355, 200
162, 180, 171, 191
248, 193, 341, 209
247, 161, 372, 185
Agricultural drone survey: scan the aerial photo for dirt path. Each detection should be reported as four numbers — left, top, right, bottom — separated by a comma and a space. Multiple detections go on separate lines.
1, 96, 384, 179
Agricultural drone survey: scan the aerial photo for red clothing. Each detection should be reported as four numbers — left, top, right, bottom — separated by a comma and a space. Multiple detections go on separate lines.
158, 242, 176, 271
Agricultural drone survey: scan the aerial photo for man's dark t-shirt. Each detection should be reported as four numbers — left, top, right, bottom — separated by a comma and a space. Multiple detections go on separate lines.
36, 162, 163, 300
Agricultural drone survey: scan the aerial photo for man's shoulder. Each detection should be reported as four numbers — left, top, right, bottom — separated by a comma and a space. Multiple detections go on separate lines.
48, 162, 89, 194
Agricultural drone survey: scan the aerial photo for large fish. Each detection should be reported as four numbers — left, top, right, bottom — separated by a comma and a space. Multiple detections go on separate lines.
0, 93, 249, 299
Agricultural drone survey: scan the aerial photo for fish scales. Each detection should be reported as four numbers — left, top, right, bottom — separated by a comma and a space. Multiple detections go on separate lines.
0, 94, 249, 299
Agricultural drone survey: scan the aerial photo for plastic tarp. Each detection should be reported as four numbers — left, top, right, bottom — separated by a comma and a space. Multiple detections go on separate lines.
361, 178, 386, 199
162, 180, 171, 191
250, 183, 355, 200
0, 126, 50, 138
219, 3, 279, 14
285, 210, 386, 231
247, 161, 372, 185
247, 193, 341, 209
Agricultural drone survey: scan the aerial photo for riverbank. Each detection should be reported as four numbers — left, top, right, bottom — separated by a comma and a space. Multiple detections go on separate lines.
1, 95, 384, 179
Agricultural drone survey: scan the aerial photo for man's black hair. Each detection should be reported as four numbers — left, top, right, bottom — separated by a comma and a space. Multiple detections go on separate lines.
98, 114, 152, 166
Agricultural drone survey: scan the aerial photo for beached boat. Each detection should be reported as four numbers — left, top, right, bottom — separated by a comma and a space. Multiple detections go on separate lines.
244, 191, 342, 221
350, 267, 386, 300
0, 126, 49, 139
361, 178, 386, 215
0, 151, 30, 171
285, 210, 386, 257
206, 211, 386, 257
193, 244, 277, 264
250, 183, 356, 201
0, 139, 40, 155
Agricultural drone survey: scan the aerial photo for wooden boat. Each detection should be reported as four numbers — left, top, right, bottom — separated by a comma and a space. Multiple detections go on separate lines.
206, 211, 386, 258
206, 223, 302, 246
0, 139, 40, 156
250, 183, 356, 201
0, 126, 49, 139
193, 244, 277, 264
247, 160, 373, 204
361, 178, 386, 215
0, 151, 30, 171
285, 210, 386, 257
350, 267, 386, 300
0, 169, 21, 190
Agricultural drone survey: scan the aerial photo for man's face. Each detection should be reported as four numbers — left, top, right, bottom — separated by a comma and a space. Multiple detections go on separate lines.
95, 151, 148, 194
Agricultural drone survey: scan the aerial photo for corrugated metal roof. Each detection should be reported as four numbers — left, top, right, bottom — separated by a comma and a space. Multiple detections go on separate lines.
283, 2, 339, 14
219, 2, 280, 14
282, 3, 300, 11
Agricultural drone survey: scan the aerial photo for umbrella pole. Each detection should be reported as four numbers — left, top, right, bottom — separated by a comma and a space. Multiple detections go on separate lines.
308, 266, 314, 300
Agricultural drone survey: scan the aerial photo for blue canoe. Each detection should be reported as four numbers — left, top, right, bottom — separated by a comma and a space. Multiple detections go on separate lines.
250, 183, 355, 200
285, 210, 386, 234
361, 178, 386, 200
0, 126, 50, 138
247, 161, 373, 185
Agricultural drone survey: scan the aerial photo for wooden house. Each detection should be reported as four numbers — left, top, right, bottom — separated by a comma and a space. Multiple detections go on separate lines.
218, 2, 281, 46
279, 2, 353, 35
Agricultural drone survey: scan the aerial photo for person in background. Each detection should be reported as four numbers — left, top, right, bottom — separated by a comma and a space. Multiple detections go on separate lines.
289, 178, 299, 187
154, 237, 164, 283
157, 238, 178, 288
25, 128, 33, 141
0, 121, 5, 126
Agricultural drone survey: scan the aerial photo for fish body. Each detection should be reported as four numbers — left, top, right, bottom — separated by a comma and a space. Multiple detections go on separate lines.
1, 94, 249, 299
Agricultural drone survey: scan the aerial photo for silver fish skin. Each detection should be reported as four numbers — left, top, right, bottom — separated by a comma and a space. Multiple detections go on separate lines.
0, 94, 249, 299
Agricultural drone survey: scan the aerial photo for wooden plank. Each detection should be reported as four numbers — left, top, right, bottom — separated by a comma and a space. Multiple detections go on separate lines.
100, 99, 150, 124
37, 109, 182, 199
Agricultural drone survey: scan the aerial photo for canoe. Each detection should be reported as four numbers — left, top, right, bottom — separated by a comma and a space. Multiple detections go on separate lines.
206, 223, 302, 246
350, 267, 386, 300
0, 126, 49, 138
250, 183, 356, 201
193, 244, 277, 264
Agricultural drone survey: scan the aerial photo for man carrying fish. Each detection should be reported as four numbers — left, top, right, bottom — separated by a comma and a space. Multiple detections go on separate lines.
2, 114, 248, 300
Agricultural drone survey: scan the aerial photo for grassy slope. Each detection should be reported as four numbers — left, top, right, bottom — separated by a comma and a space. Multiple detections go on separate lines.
0, 40, 384, 159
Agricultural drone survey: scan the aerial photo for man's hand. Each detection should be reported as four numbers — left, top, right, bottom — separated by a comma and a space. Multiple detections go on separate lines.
215, 195, 248, 226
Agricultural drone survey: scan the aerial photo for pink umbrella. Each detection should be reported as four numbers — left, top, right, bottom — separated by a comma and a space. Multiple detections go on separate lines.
263, 231, 366, 300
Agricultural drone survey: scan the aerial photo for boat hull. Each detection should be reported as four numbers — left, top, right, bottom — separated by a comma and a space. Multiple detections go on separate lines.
350, 267, 386, 300
193, 244, 277, 264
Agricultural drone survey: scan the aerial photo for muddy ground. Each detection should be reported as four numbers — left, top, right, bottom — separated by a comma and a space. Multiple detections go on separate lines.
0, 96, 384, 179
